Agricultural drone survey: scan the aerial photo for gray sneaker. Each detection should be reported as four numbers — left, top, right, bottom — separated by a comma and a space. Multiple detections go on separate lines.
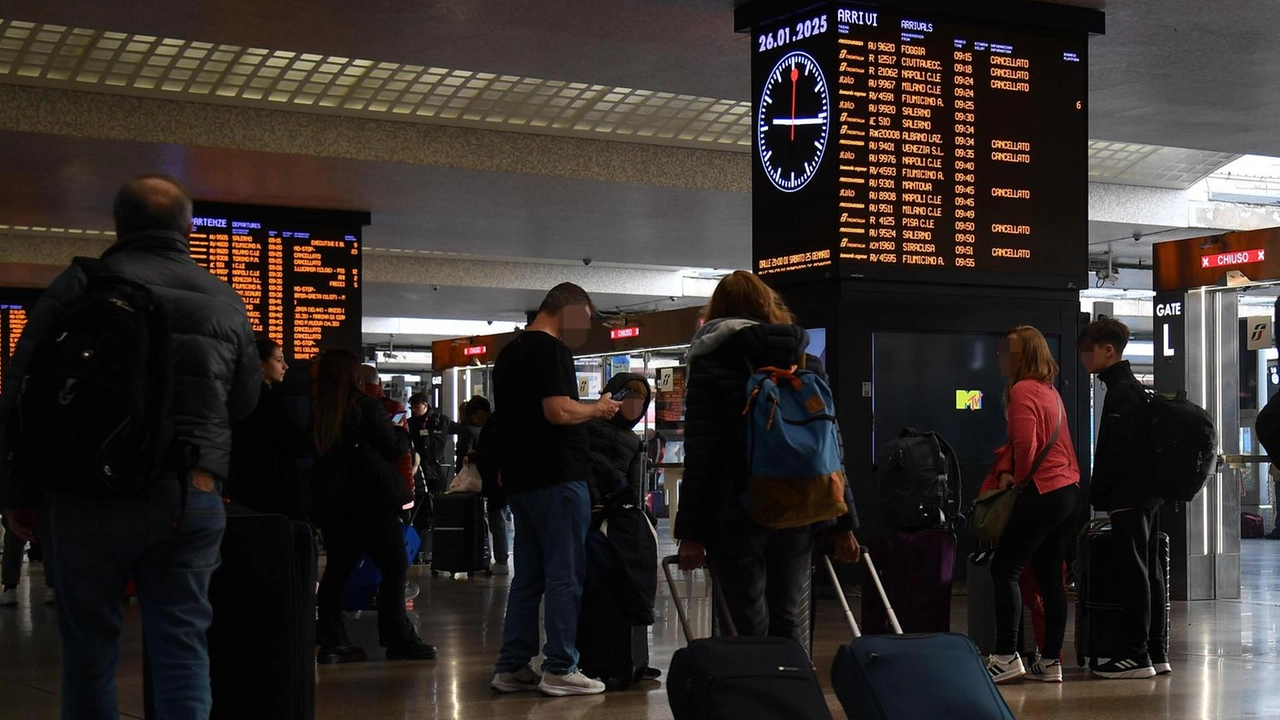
539, 670, 606, 697
491, 665, 542, 693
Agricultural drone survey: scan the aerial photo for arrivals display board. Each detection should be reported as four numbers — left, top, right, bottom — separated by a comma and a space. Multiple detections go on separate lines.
189, 203, 368, 363
751, 3, 1088, 288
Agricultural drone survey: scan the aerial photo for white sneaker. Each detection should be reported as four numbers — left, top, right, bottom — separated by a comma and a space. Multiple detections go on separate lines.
1153, 661, 1173, 676
490, 562, 510, 576
985, 654, 1026, 684
539, 670, 606, 697
44, 588, 55, 605
491, 665, 542, 693
1028, 657, 1063, 683
0, 589, 15, 607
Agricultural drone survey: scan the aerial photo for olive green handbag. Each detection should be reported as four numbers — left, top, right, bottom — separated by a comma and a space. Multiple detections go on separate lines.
972, 397, 1063, 543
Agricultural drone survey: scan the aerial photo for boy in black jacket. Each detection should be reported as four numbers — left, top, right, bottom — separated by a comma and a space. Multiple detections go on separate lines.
1079, 318, 1168, 679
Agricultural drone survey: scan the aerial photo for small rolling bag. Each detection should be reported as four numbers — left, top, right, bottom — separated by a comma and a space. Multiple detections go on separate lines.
663, 556, 832, 720
343, 522, 421, 611
828, 553, 1015, 720
430, 491, 488, 577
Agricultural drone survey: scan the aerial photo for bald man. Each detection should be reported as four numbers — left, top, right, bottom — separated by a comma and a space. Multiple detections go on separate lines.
361, 364, 417, 497
0, 175, 259, 719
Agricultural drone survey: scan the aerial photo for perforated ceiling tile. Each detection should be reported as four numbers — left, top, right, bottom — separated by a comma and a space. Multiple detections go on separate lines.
0, 18, 752, 150
1088, 139, 1238, 190
0, 18, 1249, 173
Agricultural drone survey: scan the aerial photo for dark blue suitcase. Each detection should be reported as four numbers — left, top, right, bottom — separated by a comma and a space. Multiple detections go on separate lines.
824, 555, 1014, 720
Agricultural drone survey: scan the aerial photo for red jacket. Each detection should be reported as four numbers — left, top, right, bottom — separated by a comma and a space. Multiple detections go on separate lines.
980, 444, 1014, 494
1007, 380, 1079, 495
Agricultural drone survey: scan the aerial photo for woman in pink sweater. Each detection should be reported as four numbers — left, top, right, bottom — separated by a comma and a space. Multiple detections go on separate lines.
984, 326, 1081, 685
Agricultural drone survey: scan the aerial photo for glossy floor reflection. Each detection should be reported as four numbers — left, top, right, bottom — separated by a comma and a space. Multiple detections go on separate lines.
2, 532, 1280, 718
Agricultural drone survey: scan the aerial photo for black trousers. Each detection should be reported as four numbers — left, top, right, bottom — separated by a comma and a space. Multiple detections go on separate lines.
316, 512, 416, 648
1109, 506, 1167, 660
991, 483, 1079, 660
707, 525, 813, 646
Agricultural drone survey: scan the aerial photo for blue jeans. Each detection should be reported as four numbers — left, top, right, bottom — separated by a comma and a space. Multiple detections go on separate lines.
495, 481, 589, 676
51, 475, 226, 720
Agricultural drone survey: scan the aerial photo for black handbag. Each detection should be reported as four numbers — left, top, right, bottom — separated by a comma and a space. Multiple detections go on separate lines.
351, 437, 414, 512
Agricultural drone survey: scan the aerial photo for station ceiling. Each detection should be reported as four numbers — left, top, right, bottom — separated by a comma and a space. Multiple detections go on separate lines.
1, 0, 1276, 323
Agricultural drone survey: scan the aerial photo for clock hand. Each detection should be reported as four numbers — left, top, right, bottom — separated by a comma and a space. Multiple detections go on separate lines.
773, 117, 826, 126
790, 66, 799, 141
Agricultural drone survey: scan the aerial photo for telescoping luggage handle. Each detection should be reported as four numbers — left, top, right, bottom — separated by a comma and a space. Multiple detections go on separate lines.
821, 551, 903, 639
661, 555, 738, 644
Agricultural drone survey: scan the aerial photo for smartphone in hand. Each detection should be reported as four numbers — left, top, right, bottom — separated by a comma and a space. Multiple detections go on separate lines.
390, 411, 408, 424
611, 388, 632, 401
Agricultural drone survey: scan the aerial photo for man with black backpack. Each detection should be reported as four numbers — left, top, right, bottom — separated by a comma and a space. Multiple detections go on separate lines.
0, 175, 260, 718
1079, 318, 1169, 679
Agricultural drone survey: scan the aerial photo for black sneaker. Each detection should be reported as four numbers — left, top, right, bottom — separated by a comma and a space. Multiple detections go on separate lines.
1091, 655, 1156, 679
1150, 650, 1173, 676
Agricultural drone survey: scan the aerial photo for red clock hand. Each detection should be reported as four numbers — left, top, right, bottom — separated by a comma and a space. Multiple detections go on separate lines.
790, 65, 799, 141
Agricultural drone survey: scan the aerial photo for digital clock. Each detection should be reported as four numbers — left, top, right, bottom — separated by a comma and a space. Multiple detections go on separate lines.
757, 50, 830, 193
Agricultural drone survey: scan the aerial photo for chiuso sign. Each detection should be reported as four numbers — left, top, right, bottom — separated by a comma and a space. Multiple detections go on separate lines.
1201, 249, 1265, 269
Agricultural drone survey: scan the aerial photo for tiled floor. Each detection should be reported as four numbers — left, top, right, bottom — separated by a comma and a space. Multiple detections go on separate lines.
3, 531, 1280, 718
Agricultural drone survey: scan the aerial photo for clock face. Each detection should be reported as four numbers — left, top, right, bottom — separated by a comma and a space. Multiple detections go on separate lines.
757, 50, 830, 193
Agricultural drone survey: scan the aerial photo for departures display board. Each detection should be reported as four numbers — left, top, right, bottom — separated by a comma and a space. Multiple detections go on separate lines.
752, 3, 1088, 288
188, 203, 366, 363
0, 299, 30, 397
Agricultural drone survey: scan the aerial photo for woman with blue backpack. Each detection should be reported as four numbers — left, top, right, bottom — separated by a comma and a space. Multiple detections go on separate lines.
675, 271, 860, 645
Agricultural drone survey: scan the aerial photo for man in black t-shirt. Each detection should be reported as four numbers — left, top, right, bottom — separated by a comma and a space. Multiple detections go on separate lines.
490, 283, 621, 698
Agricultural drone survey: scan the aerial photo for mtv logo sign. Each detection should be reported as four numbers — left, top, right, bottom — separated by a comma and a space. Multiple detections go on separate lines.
955, 390, 983, 411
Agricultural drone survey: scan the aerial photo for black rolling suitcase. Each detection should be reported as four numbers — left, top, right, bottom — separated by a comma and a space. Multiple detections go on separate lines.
1075, 519, 1171, 667
827, 553, 1014, 720
431, 492, 488, 577
207, 505, 317, 719
577, 573, 636, 688
662, 556, 832, 720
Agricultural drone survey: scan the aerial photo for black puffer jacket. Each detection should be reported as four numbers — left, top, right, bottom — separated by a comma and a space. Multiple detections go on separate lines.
1090, 361, 1159, 512
586, 373, 652, 510
674, 319, 858, 544
0, 231, 259, 506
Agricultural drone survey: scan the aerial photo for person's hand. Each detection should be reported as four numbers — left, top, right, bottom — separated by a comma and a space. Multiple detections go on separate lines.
832, 531, 861, 564
595, 396, 623, 420
4, 508, 36, 543
678, 540, 706, 571
999, 473, 1014, 490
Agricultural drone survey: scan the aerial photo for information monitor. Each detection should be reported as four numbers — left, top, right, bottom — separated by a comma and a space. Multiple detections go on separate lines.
752, 4, 1088, 289
188, 203, 367, 363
